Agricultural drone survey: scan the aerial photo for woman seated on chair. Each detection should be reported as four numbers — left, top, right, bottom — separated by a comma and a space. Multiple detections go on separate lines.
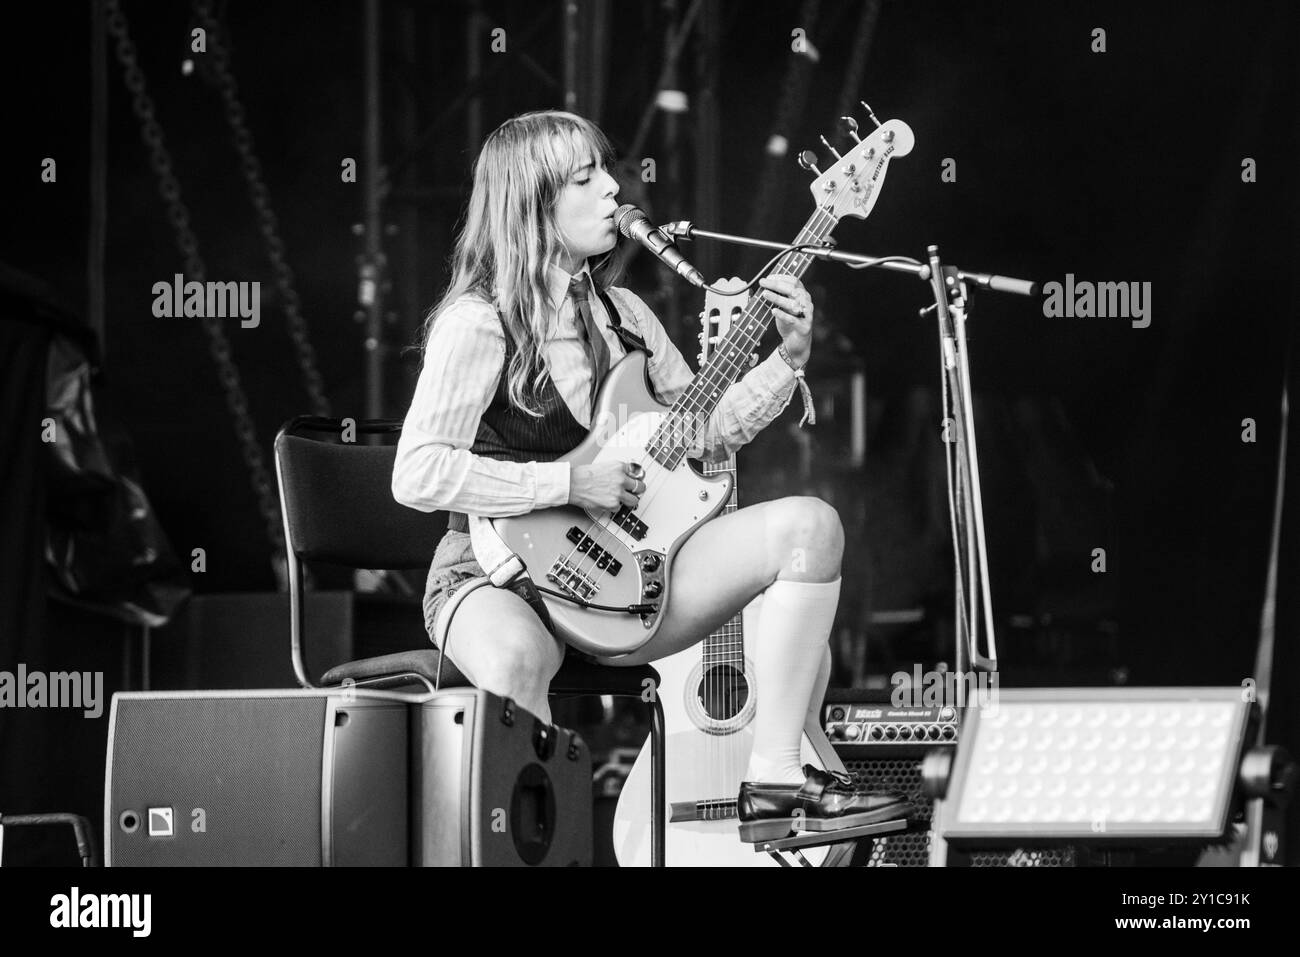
392, 110, 904, 836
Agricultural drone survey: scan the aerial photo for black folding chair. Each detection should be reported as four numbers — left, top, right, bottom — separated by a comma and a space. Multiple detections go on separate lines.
273, 416, 666, 866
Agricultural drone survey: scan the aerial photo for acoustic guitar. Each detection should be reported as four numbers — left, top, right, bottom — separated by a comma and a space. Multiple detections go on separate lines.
611, 281, 855, 867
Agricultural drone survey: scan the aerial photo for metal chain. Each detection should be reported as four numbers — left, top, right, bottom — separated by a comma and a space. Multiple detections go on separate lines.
192, 0, 332, 417
104, 0, 286, 558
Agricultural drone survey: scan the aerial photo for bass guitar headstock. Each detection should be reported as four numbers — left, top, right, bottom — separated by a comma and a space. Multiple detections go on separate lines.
798, 104, 914, 226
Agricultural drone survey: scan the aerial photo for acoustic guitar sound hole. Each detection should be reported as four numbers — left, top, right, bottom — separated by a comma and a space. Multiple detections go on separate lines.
697, 666, 749, 720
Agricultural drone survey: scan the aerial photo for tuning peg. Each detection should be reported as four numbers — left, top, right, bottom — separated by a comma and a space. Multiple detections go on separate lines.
859, 100, 882, 128
797, 150, 822, 176
818, 135, 843, 160
840, 116, 862, 143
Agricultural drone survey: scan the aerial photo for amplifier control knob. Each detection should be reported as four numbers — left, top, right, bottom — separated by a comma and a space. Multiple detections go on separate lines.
845, 724, 861, 740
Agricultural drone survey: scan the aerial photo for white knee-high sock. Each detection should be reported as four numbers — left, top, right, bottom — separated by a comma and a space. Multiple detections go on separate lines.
745, 577, 841, 784
806, 644, 833, 729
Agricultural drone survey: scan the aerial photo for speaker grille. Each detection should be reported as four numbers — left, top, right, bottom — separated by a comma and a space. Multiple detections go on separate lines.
109, 695, 326, 866
842, 757, 933, 867
965, 847, 1078, 867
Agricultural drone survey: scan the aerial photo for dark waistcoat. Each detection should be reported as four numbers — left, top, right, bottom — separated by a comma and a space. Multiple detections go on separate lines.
445, 288, 651, 533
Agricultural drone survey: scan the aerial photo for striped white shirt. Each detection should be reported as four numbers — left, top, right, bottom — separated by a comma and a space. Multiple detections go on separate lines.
392, 263, 799, 517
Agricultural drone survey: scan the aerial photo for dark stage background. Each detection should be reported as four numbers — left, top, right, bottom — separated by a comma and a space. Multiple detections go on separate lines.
2, 0, 1298, 864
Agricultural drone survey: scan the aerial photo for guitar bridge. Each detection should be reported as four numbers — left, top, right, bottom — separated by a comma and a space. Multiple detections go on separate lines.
565, 526, 623, 575
668, 798, 739, 823
545, 558, 599, 602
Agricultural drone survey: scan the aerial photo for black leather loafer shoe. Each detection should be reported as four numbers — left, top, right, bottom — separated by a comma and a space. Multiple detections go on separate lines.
736, 764, 911, 843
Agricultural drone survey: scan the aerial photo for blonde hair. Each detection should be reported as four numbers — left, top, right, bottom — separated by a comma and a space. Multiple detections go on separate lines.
420, 110, 623, 417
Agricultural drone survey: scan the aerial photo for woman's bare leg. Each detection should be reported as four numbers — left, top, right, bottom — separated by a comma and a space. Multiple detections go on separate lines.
435, 495, 844, 746
604, 496, 844, 783
602, 495, 844, 666
437, 586, 566, 725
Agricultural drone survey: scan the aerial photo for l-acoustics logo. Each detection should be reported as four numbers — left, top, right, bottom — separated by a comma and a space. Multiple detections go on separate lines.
50, 887, 151, 938
148, 807, 174, 837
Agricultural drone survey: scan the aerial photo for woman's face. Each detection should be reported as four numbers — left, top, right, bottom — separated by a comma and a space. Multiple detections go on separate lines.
553, 148, 620, 272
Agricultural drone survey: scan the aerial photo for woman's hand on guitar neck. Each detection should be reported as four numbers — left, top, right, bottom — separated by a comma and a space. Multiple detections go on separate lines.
569, 460, 645, 511
759, 274, 814, 366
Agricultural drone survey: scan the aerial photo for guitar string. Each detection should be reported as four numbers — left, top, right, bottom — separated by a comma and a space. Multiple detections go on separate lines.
714, 458, 741, 803
560, 230, 819, 578
548, 235, 822, 624
651, 207, 834, 458
580, 227, 822, 549
552, 271, 801, 617
690, 203, 842, 802
549, 205, 834, 625
550, 263, 798, 613
700, 455, 740, 805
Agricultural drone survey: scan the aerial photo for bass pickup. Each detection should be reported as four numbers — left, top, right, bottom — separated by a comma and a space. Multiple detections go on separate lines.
611, 506, 648, 541
565, 526, 624, 576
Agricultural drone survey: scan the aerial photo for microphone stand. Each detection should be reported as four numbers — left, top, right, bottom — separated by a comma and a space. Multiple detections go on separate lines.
667, 222, 1017, 676
926, 248, 998, 677
662, 221, 1039, 297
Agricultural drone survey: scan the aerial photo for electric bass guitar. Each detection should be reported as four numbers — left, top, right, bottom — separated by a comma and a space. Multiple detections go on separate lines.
611, 281, 855, 866
493, 115, 913, 656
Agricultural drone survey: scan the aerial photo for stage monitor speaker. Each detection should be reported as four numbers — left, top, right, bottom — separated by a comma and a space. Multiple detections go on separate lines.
412, 689, 592, 867
105, 690, 407, 866
106, 688, 593, 866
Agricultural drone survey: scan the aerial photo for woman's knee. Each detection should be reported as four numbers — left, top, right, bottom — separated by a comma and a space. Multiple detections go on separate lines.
475, 630, 561, 690
766, 496, 844, 577
444, 594, 563, 690
452, 624, 559, 691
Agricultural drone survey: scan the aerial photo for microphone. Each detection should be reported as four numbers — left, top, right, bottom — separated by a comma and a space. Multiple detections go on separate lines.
614, 204, 707, 288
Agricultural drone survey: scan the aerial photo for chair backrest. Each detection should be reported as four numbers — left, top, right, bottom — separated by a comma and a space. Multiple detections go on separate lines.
275, 418, 447, 570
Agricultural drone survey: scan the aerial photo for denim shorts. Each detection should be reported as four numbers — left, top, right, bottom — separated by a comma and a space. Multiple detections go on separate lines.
422, 530, 560, 647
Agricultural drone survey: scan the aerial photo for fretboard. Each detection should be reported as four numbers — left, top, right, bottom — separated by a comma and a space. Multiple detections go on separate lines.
700, 457, 742, 666
646, 207, 835, 469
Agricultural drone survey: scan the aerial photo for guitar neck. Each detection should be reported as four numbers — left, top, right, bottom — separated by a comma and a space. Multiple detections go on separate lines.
649, 211, 834, 468
701, 455, 743, 665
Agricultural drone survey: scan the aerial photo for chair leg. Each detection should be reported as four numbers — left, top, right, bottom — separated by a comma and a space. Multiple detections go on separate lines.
649, 693, 666, 868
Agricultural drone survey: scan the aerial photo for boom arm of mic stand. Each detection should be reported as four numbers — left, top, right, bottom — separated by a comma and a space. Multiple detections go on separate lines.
666, 220, 1010, 673
661, 221, 1039, 296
